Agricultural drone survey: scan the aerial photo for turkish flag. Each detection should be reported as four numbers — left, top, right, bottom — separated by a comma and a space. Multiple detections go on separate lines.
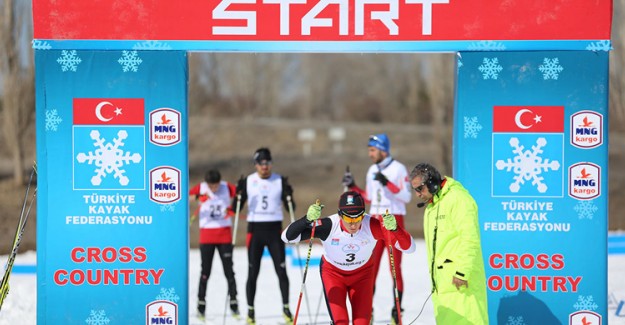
73, 98, 144, 125
493, 106, 564, 133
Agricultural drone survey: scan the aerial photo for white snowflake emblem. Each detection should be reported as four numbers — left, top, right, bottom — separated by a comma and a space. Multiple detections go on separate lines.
586, 40, 611, 52
574, 295, 599, 311
57, 50, 82, 72
45, 109, 63, 131
118, 51, 143, 72
506, 316, 525, 325
538, 58, 564, 80
85, 310, 110, 325
574, 200, 598, 220
160, 202, 177, 212
156, 287, 180, 303
467, 41, 506, 51
478, 57, 503, 80
464, 116, 482, 138
133, 40, 173, 50
495, 137, 560, 193
76, 130, 142, 186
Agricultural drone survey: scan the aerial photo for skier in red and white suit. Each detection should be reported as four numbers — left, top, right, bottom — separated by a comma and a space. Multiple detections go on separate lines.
342, 133, 412, 324
281, 191, 415, 325
189, 169, 239, 319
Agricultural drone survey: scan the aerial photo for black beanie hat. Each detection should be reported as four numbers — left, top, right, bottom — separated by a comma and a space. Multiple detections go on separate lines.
338, 191, 365, 217
253, 147, 272, 163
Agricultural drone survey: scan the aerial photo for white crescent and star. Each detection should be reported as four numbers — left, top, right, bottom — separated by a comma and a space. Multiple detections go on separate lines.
514, 108, 542, 129
95, 101, 122, 122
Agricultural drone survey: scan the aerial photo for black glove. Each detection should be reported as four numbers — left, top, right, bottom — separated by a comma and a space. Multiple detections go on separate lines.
374, 172, 389, 186
284, 183, 293, 198
342, 172, 355, 188
236, 175, 246, 194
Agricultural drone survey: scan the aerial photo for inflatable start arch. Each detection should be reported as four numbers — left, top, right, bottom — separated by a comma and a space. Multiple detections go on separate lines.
33, 1, 612, 324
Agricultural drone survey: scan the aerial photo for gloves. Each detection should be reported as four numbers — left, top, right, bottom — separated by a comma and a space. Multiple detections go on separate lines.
382, 212, 397, 231
283, 177, 293, 198
342, 172, 355, 188
236, 175, 246, 194
374, 172, 389, 186
306, 202, 324, 222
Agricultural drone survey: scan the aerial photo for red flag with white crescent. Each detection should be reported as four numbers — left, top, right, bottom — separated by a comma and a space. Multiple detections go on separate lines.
73, 98, 144, 125
493, 106, 564, 133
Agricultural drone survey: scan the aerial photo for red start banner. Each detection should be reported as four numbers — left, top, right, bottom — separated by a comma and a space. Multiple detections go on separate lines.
33, 0, 612, 41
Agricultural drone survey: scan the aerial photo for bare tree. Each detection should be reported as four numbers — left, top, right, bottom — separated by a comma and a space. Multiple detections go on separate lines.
0, 0, 35, 185
424, 54, 455, 173
610, 0, 625, 130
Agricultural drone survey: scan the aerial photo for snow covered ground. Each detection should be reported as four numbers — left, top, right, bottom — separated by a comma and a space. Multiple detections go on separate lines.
1, 239, 624, 324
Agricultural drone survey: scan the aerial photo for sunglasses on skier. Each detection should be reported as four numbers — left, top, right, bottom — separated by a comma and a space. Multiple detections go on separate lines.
339, 211, 364, 224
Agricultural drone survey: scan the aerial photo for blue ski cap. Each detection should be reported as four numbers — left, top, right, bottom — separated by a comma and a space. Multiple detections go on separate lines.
368, 133, 390, 153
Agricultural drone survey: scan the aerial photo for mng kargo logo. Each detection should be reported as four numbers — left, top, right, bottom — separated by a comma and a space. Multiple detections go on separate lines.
146, 300, 178, 325
568, 162, 600, 200
569, 310, 601, 325
149, 108, 181, 146
149, 166, 181, 204
570, 111, 602, 149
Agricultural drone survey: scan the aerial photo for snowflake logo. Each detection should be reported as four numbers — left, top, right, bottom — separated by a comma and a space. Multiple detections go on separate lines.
538, 58, 564, 80
45, 109, 63, 131
467, 41, 506, 51
574, 295, 599, 311
76, 130, 142, 186
133, 40, 173, 50
85, 310, 110, 325
495, 137, 560, 193
506, 316, 525, 325
32, 40, 52, 50
57, 50, 82, 72
160, 202, 177, 212
464, 116, 482, 139
478, 57, 503, 80
574, 200, 598, 220
118, 51, 143, 72
586, 40, 611, 52
156, 287, 180, 303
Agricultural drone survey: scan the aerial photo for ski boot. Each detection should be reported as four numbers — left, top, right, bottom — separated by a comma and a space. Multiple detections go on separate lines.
246, 306, 255, 325
230, 300, 241, 320
283, 305, 294, 325
197, 300, 206, 321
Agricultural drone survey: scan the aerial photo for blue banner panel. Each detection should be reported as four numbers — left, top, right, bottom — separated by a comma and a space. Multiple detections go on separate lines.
454, 51, 608, 324
35, 50, 189, 325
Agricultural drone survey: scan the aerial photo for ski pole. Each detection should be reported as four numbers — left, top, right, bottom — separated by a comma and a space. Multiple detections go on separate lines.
222, 193, 243, 325
293, 199, 320, 325
1, 165, 37, 311
343, 165, 350, 192
385, 209, 403, 325
287, 195, 313, 324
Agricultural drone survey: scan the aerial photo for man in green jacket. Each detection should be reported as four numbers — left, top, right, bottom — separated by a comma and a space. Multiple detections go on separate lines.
409, 163, 489, 324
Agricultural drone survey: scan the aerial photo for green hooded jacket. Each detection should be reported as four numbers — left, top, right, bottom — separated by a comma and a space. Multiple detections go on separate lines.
423, 176, 489, 324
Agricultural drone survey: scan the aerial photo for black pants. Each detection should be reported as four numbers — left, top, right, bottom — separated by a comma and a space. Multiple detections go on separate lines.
198, 243, 237, 302
246, 221, 289, 307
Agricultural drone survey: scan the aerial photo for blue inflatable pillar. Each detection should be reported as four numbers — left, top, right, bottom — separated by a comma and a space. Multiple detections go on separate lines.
35, 50, 189, 324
